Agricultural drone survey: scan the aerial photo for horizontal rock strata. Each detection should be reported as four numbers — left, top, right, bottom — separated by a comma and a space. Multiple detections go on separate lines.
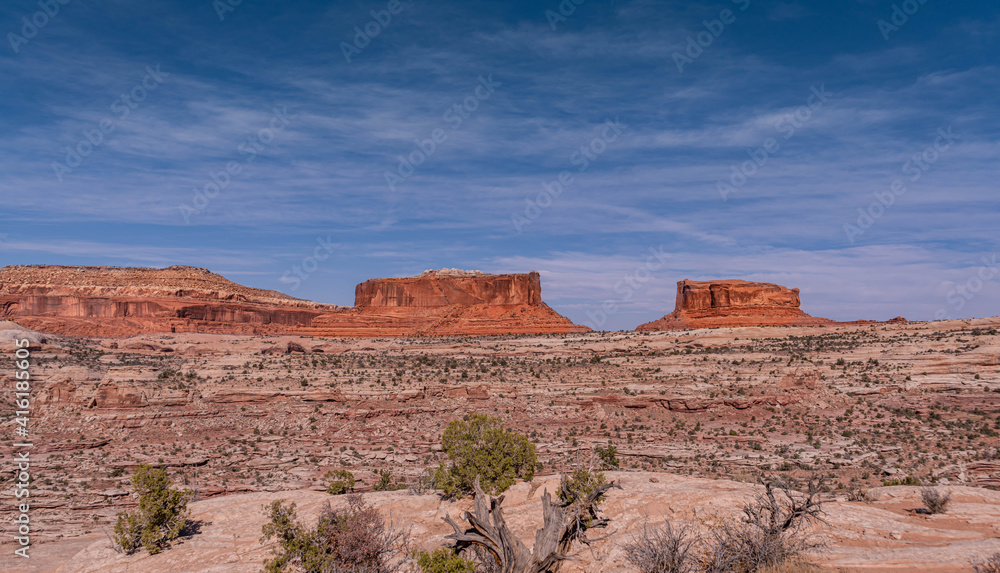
0, 265, 586, 337
637, 279, 833, 330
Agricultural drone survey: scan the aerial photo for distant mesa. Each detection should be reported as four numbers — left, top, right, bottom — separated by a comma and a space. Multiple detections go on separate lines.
1, 266, 907, 337
0, 264, 336, 338
356, 270, 541, 308
636, 279, 836, 331
306, 269, 585, 337
0, 265, 587, 338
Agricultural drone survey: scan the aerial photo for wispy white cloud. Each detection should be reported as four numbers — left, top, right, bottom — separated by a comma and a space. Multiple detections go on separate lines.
0, 0, 996, 329
493, 244, 1000, 329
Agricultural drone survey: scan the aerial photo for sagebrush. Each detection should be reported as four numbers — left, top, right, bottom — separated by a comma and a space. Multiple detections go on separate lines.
260, 493, 408, 573
621, 477, 824, 573
622, 519, 696, 573
702, 478, 824, 573
920, 487, 951, 514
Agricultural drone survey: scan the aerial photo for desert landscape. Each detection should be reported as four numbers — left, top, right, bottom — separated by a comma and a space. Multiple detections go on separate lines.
6, 1, 996, 571
2, 265, 999, 572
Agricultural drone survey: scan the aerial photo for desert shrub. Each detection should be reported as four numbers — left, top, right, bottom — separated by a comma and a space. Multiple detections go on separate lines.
704, 520, 797, 573
432, 414, 536, 498
112, 464, 192, 555
595, 443, 620, 469
374, 469, 406, 492
973, 552, 1000, 573
703, 478, 824, 573
261, 493, 408, 573
325, 470, 356, 495
920, 487, 952, 514
407, 468, 434, 496
557, 466, 608, 505
415, 548, 476, 573
622, 519, 696, 573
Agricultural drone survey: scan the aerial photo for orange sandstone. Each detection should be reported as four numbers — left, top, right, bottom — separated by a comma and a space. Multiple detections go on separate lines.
0, 265, 587, 337
637, 279, 833, 330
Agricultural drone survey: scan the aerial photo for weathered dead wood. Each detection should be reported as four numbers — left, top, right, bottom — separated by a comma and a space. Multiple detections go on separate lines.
743, 476, 825, 537
443, 476, 621, 573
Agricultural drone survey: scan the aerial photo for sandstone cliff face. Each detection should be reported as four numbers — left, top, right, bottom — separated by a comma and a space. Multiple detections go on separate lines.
304, 269, 585, 337
0, 265, 336, 337
0, 265, 586, 337
355, 270, 542, 308
298, 300, 587, 337
637, 279, 832, 330
0, 265, 323, 307
675, 279, 801, 312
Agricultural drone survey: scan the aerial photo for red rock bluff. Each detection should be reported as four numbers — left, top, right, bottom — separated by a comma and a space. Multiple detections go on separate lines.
0, 265, 335, 337
355, 269, 542, 308
303, 269, 587, 337
636, 279, 833, 330
0, 265, 587, 337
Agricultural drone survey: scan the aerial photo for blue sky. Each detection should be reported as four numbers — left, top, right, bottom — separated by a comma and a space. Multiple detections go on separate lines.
1, 0, 998, 330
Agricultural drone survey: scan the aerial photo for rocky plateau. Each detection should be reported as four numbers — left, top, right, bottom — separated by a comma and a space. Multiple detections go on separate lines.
637, 279, 905, 330
1, 265, 996, 572
1, 315, 999, 571
0, 265, 587, 338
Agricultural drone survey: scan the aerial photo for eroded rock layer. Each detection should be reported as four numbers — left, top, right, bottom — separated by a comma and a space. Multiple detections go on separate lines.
7, 316, 1000, 571
0, 265, 586, 337
301, 270, 586, 336
0, 265, 335, 337
637, 279, 833, 330
297, 302, 586, 337
355, 270, 541, 308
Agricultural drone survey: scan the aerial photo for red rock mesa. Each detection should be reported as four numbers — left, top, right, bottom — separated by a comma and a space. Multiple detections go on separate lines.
636, 279, 834, 330
0, 265, 335, 337
301, 269, 588, 337
0, 265, 587, 337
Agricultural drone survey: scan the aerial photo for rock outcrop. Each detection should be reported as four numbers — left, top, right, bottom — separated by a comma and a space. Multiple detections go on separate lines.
301, 270, 587, 337
0, 265, 337, 337
637, 279, 833, 330
0, 265, 586, 337
44, 477, 1000, 573
7, 316, 1000, 570
356, 270, 541, 308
